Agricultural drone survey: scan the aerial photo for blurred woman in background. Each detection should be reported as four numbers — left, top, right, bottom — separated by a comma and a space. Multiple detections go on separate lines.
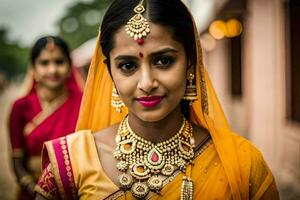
9, 36, 83, 199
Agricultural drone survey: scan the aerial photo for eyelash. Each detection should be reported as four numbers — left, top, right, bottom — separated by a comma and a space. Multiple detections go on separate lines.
153, 56, 174, 68
118, 62, 137, 74
38, 59, 66, 66
117, 56, 175, 74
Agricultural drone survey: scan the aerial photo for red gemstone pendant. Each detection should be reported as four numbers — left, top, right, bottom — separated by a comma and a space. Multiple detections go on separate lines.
151, 152, 159, 162
137, 38, 144, 45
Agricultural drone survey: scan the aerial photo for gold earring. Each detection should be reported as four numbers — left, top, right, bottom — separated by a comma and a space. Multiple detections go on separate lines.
183, 73, 198, 105
111, 86, 125, 113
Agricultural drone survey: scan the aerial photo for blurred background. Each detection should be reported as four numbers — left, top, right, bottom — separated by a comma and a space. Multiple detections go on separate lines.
0, 0, 299, 199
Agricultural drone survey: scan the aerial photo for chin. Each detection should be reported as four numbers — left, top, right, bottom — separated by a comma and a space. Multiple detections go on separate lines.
134, 110, 171, 123
45, 80, 65, 88
46, 83, 64, 90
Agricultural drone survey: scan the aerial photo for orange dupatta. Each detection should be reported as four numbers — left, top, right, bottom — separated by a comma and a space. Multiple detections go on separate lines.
75, 4, 277, 200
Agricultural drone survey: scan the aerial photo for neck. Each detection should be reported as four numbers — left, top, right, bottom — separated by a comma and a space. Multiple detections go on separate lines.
127, 106, 184, 143
37, 85, 67, 103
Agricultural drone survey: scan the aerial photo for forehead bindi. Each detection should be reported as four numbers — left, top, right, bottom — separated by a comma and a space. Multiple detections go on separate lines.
111, 23, 182, 59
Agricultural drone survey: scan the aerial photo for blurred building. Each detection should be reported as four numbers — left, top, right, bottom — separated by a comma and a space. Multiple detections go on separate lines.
186, 0, 299, 198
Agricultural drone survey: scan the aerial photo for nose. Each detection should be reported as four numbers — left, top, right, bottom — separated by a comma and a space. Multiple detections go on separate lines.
48, 62, 58, 74
137, 68, 158, 94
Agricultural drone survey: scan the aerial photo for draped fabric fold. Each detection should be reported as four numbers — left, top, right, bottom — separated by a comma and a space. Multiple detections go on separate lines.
9, 67, 83, 161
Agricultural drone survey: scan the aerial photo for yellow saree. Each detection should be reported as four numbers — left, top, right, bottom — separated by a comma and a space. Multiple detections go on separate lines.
35, 1, 279, 199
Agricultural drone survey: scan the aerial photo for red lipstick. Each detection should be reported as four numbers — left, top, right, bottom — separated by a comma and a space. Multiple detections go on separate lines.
137, 96, 163, 107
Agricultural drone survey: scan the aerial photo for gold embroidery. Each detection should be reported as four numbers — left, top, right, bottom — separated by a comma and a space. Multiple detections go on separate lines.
59, 137, 77, 199
46, 142, 66, 199
35, 164, 57, 199
24, 92, 68, 136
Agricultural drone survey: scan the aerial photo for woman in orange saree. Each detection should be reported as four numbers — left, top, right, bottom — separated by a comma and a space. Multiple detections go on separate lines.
35, 0, 279, 199
9, 36, 83, 199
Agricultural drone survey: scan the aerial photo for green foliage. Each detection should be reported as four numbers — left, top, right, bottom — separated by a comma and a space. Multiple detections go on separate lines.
58, 0, 113, 50
0, 0, 112, 80
0, 29, 29, 80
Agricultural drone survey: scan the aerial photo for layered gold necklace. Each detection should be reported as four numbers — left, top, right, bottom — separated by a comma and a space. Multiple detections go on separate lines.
114, 116, 195, 199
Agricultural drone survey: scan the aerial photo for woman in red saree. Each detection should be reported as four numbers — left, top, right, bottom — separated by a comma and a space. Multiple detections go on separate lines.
9, 36, 83, 199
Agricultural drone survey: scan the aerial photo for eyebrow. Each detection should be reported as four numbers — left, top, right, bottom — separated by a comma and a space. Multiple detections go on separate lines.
114, 47, 179, 61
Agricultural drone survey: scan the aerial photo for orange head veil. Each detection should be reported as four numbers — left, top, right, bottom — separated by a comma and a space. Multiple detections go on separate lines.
75, 2, 251, 200
75, 18, 229, 133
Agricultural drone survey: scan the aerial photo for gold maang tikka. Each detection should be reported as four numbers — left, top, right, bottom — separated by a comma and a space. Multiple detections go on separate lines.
183, 72, 198, 105
125, 0, 150, 45
46, 37, 55, 51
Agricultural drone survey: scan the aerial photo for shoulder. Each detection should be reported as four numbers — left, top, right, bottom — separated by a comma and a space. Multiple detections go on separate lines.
230, 132, 265, 158
41, 130, 93, 167
44, 130, 92, 148
206, 128, 269, 169
11, 93, 35, 109
9, 94, 37, 118
229, 132, 273, 180
93, 124, 119, 146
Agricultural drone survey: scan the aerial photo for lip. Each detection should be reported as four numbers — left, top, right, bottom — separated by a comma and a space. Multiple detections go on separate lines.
137, 96, 163, 107
46, 76, 60, 81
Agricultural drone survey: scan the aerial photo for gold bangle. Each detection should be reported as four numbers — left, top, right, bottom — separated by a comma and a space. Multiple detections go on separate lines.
19, 175, 34, 188
12, 149, 25, 158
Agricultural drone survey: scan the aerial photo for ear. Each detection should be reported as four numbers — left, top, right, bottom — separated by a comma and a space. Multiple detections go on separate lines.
186, 63, 194, 78
67, 65, 72, 77
32, 68, 40, 82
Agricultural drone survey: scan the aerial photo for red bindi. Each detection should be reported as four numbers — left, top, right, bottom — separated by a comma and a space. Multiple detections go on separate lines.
139, 52, 144, 58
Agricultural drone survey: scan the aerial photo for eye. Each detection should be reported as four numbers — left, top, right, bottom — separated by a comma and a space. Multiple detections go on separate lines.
38, 60, 49, 66
54, 59, 66, 65
118, 62, 137, 74
154, 56, 174, 68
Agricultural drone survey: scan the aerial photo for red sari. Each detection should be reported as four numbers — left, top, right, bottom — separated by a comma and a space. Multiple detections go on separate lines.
9, 69, 83, 199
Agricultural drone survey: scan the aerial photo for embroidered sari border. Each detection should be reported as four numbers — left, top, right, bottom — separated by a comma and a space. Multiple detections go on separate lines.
47, 140, 67, 199
24, 93, 67, 136
52, 137, 77, 200
35, 184, 55, 199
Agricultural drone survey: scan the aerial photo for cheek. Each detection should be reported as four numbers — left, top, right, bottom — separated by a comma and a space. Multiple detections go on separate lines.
162, 67, 186, 93
58, 65, 71, 76
168, 76, 186, 95
111, 73, 138, 102
33, 66, 45, 77
114, 78, 136, 100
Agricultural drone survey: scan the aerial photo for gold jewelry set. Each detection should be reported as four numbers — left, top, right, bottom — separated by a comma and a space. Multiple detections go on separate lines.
111, 1, 198, 199
114, 116, 195, 199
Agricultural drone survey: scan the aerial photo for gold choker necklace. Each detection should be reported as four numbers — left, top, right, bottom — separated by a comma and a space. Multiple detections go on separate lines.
114, 116, 195, 199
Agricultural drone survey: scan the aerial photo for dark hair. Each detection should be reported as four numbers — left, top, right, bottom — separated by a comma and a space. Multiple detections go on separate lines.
30, 36, 72, 66
100, 0, 196, 69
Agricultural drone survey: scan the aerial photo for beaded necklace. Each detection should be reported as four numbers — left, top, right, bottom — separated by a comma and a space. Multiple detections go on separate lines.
114, 116, 195, 199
